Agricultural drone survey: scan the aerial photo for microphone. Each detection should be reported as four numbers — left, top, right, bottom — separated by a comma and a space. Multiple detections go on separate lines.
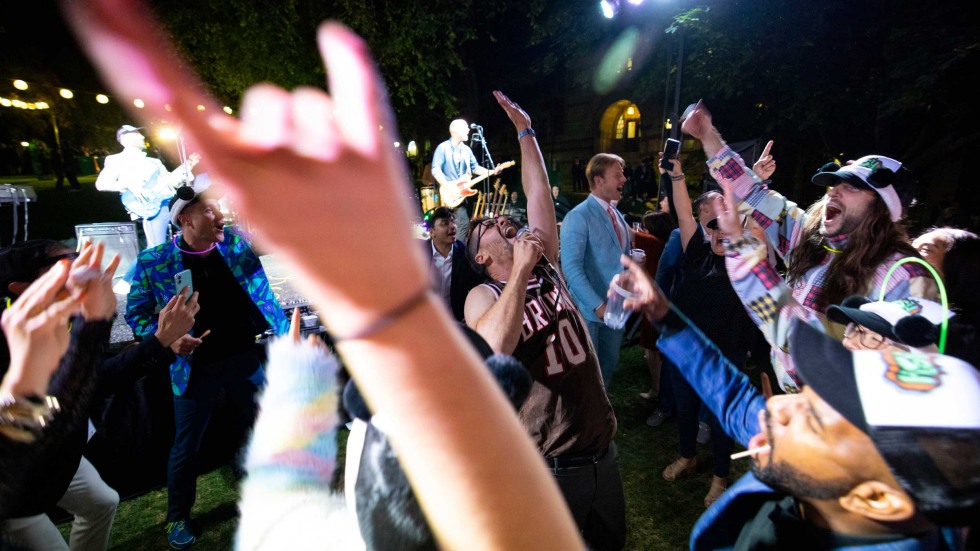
470, 123, 483, 130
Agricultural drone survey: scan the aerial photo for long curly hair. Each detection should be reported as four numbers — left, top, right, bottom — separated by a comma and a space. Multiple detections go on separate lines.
786, 195, 918, 310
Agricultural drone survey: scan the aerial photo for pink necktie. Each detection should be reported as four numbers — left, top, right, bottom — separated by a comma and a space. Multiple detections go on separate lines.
608, 205, 624, 248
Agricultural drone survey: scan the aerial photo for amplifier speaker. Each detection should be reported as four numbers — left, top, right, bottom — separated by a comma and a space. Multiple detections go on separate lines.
75, 223, 139, 288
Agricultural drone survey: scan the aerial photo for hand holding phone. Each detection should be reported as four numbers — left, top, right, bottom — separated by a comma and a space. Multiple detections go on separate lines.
174, 269, 194, 303
660, 138, 681, 171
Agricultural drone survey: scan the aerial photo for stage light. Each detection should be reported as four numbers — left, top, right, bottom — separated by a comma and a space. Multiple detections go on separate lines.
133, 98, 145, 108
13, 79, 28, 90
407, 140, 418, 158
20, 142, 29, 147
223, 106, 233, 115
96, 94, 109, 104
0, 98, 10, 107
600, 0, 619, 18
59, 88, 74, 99
157, 127, 178, 141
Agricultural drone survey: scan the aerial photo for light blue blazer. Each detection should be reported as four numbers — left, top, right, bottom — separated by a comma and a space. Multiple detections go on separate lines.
559, 195, 631, 324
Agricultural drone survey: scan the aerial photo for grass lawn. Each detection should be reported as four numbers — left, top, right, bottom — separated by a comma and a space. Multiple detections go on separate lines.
13, 172, 754, 548
1, 174, 133, 244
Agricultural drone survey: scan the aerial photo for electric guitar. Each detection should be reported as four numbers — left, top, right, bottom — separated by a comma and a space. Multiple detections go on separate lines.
440, 161, 515, 208
121, 153, 200, 219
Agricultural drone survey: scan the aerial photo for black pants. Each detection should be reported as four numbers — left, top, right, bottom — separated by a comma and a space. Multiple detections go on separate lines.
550, 442, 626, 551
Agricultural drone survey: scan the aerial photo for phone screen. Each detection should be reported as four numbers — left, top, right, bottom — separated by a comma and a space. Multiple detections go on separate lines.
660, 139, 681, 171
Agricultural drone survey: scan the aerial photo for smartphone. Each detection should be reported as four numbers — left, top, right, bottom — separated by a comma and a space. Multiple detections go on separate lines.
660, 138, 681, 171
174, 269, 193, 302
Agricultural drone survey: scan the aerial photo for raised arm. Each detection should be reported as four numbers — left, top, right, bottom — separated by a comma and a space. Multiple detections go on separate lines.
664, 158, 697, 252
496, 92, 558, 261
682, 101, 808, 259
62, 2, 580, 548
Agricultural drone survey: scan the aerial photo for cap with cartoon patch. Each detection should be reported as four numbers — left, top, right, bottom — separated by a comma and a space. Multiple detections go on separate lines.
790, 320, 980, 526
811, 156, 911, 222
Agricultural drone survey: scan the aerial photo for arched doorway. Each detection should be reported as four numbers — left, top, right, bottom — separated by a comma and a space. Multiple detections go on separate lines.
599, 100, 642, 153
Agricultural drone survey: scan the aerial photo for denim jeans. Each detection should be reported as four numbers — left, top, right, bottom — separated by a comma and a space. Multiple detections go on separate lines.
166, 351, 261, 522
669, 363, 734, 478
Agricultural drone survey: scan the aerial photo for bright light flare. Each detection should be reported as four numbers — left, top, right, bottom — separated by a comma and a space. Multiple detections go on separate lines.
157, 127, 179, 141
96, 94, 109, 104
600, 0, 618, 18
223, 106, 233, 115
133, 98, 145, 108
59, 88, 74, 99
13, 80, 28, 90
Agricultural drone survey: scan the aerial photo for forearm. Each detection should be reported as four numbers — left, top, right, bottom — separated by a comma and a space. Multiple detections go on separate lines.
521, 135, 558, 260
474, 277, 532, 355
97, 334, 175, 399
338, 296, 582, 550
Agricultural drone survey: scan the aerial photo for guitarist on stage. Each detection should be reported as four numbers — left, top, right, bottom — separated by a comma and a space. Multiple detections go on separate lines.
431, 119, 502, 240
96, 125, 200, 248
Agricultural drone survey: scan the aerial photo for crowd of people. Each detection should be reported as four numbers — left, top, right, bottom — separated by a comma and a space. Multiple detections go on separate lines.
1, 1, 978, 550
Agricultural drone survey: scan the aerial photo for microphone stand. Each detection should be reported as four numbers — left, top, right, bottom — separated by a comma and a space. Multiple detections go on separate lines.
470, 126, 495, 206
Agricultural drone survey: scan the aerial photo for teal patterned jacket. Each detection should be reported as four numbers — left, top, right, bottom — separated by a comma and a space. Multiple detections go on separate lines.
125, 226, 289, 396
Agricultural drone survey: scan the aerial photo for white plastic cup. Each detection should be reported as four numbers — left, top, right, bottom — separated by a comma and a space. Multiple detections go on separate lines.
630, 248, 647, 265
604, 273, 635, 330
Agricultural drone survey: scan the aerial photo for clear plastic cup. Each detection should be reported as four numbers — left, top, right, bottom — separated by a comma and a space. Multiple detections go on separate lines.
604, 273, 635, 329
630, 248, 647, 264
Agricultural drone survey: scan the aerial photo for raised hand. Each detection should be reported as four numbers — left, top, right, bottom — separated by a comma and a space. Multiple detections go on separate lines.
680, 99, 711, 140
0, 260, 83, 398
752, 140, 776, 180
493, 91, 531, 132
62, 1, 427, 337
67, 241, 120, 321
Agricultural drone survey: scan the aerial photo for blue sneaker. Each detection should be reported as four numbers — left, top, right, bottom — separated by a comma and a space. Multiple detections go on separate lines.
166, 520, 196, 549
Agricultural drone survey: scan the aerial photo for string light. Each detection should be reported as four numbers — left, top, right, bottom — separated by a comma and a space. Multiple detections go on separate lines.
96, 94, 109, 104
59, 89, 74, 99
12, 79, 28, 90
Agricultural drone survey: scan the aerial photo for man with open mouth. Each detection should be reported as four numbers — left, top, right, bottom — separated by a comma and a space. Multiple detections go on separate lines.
680, 101, 938, 393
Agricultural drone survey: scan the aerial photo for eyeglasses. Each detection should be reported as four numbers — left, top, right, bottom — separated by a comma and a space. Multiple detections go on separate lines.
466, 216, 518, 272
843, 322, 886, 349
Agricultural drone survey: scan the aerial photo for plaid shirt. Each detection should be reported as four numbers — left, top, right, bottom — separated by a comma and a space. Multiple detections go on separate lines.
708, 145, 937, 392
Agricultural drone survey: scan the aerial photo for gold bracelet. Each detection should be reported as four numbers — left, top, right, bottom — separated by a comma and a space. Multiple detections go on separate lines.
0, 393, 61, 443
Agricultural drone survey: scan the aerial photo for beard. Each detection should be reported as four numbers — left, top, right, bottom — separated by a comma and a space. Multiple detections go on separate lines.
752, 411, 854, 500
